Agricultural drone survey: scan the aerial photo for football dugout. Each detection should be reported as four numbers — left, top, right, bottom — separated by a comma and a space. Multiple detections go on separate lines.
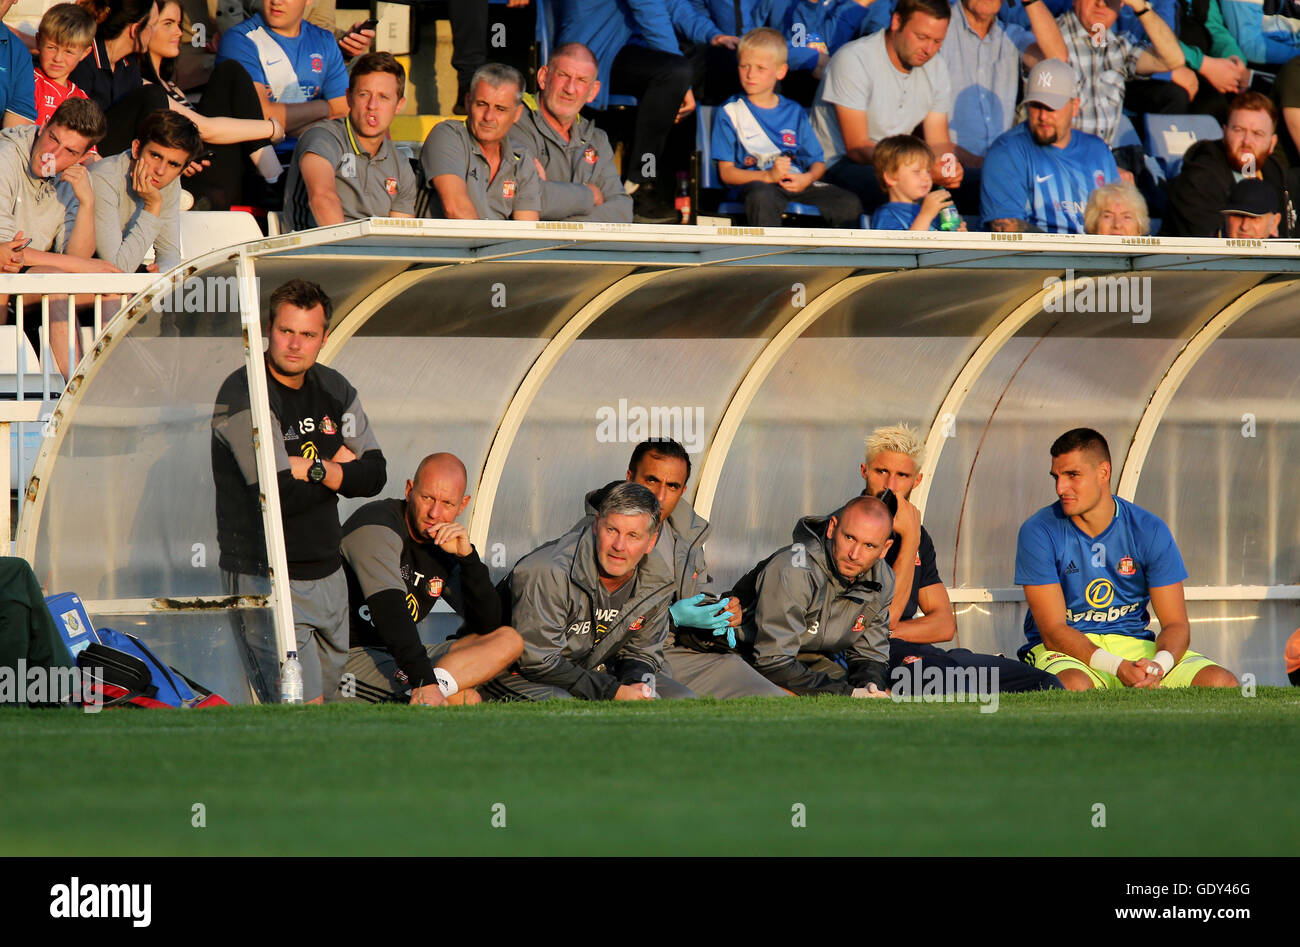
15, 220, 1300, 700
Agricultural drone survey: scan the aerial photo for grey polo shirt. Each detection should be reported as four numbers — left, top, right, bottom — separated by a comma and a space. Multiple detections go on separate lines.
508, 100, 631, 223
812, 30, 953, 168
418, 119, 540, 220
60, 149, 183, 273
283, 116, 418, 231
0, 124, 75, 251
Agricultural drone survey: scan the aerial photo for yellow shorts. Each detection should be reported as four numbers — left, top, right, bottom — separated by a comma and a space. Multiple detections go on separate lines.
1025, 633, 1220, 689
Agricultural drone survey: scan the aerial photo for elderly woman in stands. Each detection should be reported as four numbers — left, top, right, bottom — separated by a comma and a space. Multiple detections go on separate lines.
1085, 181, 1151, 236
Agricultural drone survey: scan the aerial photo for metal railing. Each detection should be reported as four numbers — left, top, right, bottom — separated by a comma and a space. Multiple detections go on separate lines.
0, 273, 158, 550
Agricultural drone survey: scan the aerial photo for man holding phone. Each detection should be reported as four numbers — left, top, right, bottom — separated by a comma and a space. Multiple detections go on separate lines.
215, 0, 356, 142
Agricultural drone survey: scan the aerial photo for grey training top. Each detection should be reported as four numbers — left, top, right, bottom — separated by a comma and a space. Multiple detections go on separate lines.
508, 100, 631, 222
0, 124, 76, 251
283, 116, 418, 231
61, 148, 182, 273
418, 119, 540, 220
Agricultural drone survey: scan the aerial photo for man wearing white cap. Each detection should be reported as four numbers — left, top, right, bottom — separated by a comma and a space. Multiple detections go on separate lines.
980, 58, 1119, 233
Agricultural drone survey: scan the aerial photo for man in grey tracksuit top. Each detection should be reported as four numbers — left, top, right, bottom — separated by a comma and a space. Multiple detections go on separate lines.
486, 482, 677, 701
741, 496, 895, 696
573, 442, 787, 698
507, 43, 631, 223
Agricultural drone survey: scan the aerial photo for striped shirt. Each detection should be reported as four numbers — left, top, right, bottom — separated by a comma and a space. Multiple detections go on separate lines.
1058, 11, 1144, 147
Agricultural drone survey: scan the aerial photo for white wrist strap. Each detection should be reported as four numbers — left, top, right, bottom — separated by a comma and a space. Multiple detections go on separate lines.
1088, 648, 1124, 676
433, 666, 459, 698
1153, 650, 1175, 676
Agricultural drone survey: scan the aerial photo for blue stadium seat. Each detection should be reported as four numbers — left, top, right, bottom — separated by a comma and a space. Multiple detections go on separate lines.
1115, 113, 1143, 151
531, 0, 553, 66
697, 104, 822, 222
1143, 114, 1222, 178
533, 0, 636, 107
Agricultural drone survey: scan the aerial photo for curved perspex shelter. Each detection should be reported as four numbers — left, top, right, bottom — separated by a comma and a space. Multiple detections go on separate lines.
18, 220, 1300, 699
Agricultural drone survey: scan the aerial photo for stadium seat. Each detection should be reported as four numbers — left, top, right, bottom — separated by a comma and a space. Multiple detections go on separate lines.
1115, 113, 1143, 151
178, 211, 263, 259
697, 104, 822, 222
1144, 114, 1222, 178
531, 0, 554, 67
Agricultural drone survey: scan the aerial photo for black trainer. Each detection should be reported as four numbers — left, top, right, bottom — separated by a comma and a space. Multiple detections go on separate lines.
632, 184, 681, 224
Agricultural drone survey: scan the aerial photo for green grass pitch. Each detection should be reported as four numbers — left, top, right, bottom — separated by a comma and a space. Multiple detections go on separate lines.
3, 688, 1297, 856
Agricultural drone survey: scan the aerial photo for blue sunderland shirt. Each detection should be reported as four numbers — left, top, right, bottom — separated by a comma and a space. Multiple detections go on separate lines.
1014, 496, 1189, 647
980, 122, 1118, 233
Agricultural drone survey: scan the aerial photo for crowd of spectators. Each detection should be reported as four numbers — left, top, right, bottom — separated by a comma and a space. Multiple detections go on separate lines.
0, 0, 1296, 320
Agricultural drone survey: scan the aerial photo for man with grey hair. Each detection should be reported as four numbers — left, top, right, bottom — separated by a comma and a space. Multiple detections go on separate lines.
572, 439, 787, 698
509, 43, 631, 223
859, 421, 1061, 691
418, 62, 541, 221
737, 495, 896, 696
483, 481, 682, 701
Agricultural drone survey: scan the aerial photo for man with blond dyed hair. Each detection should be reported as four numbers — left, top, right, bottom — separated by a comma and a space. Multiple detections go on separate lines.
859, 422, 1062, 692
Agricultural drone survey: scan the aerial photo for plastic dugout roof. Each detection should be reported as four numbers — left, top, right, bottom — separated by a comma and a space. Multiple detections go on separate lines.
16, 219, 1300, 697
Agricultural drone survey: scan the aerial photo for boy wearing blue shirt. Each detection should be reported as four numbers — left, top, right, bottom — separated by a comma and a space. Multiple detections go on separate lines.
711, 27, 861, 228
869, 134, 966, 230
1014, 428, 1238, 691
215, 0, 348, 148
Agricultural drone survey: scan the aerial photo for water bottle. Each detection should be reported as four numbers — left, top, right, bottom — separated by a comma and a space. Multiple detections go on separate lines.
938, 205, 962, 231
675, 171, 691, 224
281, 651, 303, 704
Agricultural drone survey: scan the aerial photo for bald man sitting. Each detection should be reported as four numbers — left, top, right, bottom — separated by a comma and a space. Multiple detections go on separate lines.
737, 496, 896, 696
338, 452, 522, 705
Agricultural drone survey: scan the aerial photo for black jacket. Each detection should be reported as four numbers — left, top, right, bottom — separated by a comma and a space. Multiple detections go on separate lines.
1160, 139, 1298, 237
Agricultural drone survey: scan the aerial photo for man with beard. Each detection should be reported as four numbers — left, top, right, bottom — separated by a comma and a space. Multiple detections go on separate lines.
1161, 91, 1298, 238
981, 58, 1119, 233
508, 43, 631, 223
810, 0, 964, 212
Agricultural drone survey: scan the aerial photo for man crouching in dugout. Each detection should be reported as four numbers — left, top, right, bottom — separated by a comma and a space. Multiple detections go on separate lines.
739, 495, 895, 697
338, 452, 523, 705
482, 482, 681, 701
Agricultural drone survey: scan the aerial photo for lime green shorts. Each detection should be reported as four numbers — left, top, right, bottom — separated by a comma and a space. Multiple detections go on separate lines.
1025, 633, 1219, 689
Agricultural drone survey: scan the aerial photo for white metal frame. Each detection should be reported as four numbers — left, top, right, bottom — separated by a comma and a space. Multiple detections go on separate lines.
466, 269, 672, 549
1117, 277, 1300, 500
910, 274, 1080, 516
692, 272, 894, 518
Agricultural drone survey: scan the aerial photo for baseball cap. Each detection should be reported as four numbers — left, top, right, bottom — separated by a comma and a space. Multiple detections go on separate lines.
1024, 59, 1077, 111
1220, 177, 1279, 217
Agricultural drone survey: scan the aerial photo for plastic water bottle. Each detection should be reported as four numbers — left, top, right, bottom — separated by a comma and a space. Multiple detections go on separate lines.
281, 651, 303, 704
675, 171, 691, 224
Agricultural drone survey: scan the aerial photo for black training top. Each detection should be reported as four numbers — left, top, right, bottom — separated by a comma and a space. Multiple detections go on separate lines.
211, 361, 387, 579
340, 498, 501, 687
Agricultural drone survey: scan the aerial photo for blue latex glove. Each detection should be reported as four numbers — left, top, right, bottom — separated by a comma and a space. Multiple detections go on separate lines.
669, 593, 734, 637
669, 593, 732, 628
